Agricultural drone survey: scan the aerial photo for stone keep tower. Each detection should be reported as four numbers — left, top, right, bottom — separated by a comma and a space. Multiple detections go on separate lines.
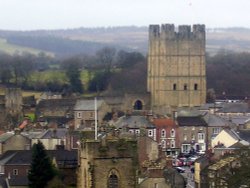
5, 87, 23, 115
147, 24, 206, 114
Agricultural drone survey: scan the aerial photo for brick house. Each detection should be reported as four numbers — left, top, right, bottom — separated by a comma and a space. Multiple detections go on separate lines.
152, 118, 180, 156
3, 149, 77, 187
177, 114, 208, 154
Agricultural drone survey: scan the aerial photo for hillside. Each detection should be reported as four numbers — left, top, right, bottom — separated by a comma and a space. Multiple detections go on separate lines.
1, 26, 250, 57
0, 38, 54, 56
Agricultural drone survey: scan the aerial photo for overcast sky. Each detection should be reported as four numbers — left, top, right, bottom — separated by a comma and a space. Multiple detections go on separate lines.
0, 0, 249, 30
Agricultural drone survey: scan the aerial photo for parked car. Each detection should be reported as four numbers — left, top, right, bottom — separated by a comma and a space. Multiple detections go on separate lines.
175, 167, 185, 173
172, 159, 183, 167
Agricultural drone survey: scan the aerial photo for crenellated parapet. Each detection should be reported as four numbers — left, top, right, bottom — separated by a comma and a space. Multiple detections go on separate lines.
149, 24, 205, 41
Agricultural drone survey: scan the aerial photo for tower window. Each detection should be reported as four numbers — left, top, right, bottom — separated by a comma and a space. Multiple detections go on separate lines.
184, 84, 187, 90
108, 173, 118, 188
194, 84, 198, 90
173, 84, 177, 90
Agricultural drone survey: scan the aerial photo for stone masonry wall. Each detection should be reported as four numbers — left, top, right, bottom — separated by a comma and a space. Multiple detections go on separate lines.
147, 24, 206, 114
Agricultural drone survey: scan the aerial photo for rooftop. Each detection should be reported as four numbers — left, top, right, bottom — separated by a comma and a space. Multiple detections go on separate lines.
208, 156, 236, 171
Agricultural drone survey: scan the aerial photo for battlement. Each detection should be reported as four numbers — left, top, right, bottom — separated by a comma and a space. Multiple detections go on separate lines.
149, 23, 205, 40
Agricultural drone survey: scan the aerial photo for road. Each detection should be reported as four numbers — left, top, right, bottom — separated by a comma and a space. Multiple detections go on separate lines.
181, 166, 195, 188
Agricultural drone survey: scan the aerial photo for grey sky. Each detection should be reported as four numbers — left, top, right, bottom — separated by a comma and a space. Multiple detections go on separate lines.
0, 0, 249, 30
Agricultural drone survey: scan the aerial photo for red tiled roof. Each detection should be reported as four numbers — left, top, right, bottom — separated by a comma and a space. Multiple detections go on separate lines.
19, 120, 28, 129
153, 118, 176, 127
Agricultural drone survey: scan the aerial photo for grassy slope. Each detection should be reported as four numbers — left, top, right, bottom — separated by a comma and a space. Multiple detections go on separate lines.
0, 38, 54, 56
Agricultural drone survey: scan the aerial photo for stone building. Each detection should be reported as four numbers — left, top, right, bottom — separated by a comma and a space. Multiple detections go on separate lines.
147, 24, 206, 114
5, 87, 23, 116
77, 131, 138, 188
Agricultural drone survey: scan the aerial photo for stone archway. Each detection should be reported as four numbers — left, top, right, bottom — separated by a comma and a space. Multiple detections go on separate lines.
133, 100, 143, 110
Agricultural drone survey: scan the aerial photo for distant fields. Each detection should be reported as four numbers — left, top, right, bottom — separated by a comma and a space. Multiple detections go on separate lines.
0, 38, 54, 56
0, 69, 92, 99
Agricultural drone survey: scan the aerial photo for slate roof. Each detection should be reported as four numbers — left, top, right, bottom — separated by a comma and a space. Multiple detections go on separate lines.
177, 116, 207, 127
0, 132, 14, 143
74, 99, 105, 111
237, 129, 250, 143
196, 103, 223, 111
222, 116, 249, 126
114, 115, 155, 129
38, 116, 74, 126
217, 102, 250, 113
7, 177, 29, 186
0, 151, 17, 165
0, 177, 7, 188
36, 98, 77, 115
38, 128, 68, 139
203, 113, 233, 127
4, 150, 77, 167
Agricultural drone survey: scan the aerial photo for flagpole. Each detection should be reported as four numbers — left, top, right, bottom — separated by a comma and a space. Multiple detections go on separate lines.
95, 97, 97, 140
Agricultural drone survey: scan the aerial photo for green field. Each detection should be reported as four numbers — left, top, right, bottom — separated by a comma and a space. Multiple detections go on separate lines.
0, 38, 54, 56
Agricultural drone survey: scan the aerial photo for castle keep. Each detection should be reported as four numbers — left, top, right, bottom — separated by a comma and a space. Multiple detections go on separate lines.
147, 24, 206, 114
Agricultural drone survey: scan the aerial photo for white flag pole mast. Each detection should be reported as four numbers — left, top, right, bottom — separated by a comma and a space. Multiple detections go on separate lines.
95, 97, 98, 140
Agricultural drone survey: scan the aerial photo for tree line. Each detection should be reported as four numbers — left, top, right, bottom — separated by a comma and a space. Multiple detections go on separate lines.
0, 48, 250, 98
0, 47, 146, 95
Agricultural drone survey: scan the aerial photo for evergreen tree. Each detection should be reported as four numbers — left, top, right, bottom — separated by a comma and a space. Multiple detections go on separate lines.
28, 141, 56, 188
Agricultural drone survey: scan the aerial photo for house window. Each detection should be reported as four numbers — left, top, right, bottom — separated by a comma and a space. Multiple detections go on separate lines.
173, 84, 177, 90
13, 169, 18, 176
171, 140, 175, 148
184, 84, 187, 90
194, 83, 198, 90
161, 129, 166, 138
183, 134, 187, 141
170, 129, 175, 137
213, 128, 220, 134
182, 144, 190, 153
129, 130, 134, 134
135, 130, 140, 135
161, 140, 166, 148
90, 112, 94, 118
77, 112, 82, 118
148, 130, 153, 137
191, 134, 195, 140
198, 133, 205, 140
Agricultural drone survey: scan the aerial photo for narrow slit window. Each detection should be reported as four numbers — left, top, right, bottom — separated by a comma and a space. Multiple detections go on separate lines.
194, 84, 198, 90
173, 84, 177, 90
184, 84, 187, 90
